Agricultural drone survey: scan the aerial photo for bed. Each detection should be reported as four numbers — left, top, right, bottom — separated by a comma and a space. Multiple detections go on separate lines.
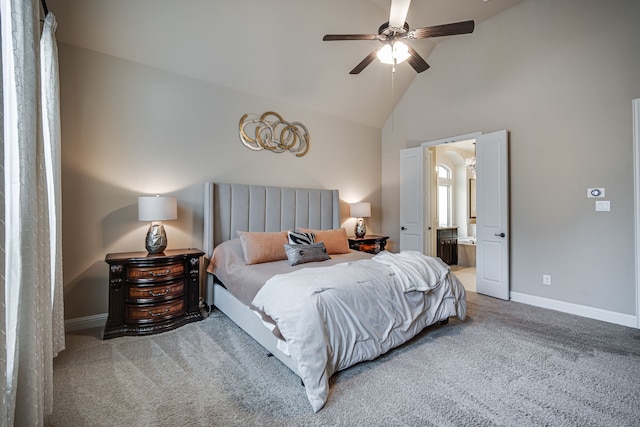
203, 182, 466, 412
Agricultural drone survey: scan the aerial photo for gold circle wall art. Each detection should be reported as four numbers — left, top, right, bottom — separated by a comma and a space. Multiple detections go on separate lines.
239, 111, 310, 157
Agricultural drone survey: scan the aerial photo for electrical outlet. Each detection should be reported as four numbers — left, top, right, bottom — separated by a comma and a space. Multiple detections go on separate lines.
543, 274, 551, 285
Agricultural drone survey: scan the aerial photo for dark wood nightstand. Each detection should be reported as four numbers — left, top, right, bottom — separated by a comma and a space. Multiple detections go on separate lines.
348, 235, 389, 254
103, 248, 204, 339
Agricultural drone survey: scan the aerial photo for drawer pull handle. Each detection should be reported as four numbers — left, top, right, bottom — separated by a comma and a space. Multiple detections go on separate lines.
147, 307, 170, 317
149, 269, 171, 277
148, 289, 169, 297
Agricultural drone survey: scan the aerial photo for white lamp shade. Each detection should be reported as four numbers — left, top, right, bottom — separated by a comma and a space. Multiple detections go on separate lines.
376, 44, 394, 64
350, 202, 371, 218
376, 42, 410, 65
138, 196, 177, 221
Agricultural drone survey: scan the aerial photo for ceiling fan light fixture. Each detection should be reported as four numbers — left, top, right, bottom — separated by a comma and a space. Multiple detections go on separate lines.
393, 41, 411, 63
376, 44, 393, 64
377, 41, 410, 65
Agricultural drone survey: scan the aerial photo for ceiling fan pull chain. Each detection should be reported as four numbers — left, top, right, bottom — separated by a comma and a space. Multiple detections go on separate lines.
391, 63, 396, 130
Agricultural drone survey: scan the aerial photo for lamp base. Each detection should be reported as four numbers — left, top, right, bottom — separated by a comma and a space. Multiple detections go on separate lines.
355, 218, 367, 239
145, 221, 168, 254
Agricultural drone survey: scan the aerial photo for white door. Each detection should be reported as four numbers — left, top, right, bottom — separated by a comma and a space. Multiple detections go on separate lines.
476, 130, 510, 300
400, 147, 424, 251
424, 149, 435, 256
633, 98, 640, 328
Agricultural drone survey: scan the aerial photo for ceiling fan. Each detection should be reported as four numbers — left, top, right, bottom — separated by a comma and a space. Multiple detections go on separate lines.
323, 0, 475, 74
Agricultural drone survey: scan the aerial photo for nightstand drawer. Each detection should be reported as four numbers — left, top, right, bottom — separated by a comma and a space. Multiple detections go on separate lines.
351, 241, 379, 253
126, 299, 185, 323
128, 262, 184, 282
348, 235, 389, 254
127, 281, 184, 303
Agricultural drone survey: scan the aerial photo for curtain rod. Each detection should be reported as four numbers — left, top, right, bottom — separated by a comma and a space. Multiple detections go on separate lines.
41, 0, 49, 15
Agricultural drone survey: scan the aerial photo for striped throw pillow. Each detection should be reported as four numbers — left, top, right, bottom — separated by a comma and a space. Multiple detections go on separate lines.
287, 231, 316, 245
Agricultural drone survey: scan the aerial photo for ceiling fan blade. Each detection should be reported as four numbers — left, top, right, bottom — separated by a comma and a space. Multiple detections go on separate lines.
389, 0, 411, 29
410, 20, 475, 39
406, 45, 430, 73
349, 50, 379, 74
323, 34, 379, 41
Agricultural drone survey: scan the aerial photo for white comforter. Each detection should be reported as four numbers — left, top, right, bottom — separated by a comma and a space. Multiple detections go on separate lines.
251, 251, 466, 412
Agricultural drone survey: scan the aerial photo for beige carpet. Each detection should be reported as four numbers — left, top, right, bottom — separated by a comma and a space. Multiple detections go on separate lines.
452, 265, 476, 292
46, 292, 640, 426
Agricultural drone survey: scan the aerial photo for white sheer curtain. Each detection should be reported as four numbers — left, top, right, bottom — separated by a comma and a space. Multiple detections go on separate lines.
1, 0, 65, 425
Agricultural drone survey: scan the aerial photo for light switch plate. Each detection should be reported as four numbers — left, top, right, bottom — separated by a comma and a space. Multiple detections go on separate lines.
595, 200, 610, 211
587, 188, 605, 198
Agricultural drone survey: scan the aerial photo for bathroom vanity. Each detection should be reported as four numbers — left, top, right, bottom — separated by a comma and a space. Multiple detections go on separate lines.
437, 227, 458, 265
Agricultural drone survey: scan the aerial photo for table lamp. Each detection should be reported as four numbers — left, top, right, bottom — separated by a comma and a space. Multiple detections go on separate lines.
138, 195, 177, 254
350, 202, 371, 239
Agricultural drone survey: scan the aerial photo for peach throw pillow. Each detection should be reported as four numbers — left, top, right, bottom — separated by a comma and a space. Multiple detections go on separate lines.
298, 227, 351, 254
237, 231, 288, 264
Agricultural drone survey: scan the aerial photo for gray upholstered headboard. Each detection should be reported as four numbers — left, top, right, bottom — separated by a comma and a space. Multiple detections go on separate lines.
203, 182, 340, 256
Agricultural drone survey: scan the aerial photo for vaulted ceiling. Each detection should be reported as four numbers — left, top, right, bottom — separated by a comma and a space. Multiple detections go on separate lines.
46, 0, 522, 129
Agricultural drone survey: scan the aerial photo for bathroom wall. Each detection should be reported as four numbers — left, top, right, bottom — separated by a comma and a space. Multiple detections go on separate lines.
434, 143, 476, 239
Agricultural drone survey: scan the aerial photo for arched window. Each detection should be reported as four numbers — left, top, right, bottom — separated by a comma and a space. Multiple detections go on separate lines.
437, 164, 453, 227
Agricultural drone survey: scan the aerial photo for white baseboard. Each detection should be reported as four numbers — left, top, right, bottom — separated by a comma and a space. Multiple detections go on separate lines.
510, 292, 638, 329
65, 313, 108, 333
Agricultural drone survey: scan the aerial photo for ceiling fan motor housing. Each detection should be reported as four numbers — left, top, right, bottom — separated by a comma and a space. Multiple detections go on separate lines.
378, 21, 410, 40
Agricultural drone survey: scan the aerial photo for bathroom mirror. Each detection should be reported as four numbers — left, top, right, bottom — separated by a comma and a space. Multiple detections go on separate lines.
469, 178, 476, 222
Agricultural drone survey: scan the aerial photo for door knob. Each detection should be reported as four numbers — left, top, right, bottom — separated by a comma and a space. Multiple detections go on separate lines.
494, 232, 506, 238
401, 226, 407, 230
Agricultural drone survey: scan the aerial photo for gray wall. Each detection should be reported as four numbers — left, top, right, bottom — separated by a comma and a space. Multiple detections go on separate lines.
59, 44, 382, 320
382, 0, 640, 315
57, 0, 640, 321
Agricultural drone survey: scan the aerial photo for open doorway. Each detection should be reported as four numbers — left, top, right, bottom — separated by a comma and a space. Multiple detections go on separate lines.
401, 130, 509, 299
430, 139, 477, 293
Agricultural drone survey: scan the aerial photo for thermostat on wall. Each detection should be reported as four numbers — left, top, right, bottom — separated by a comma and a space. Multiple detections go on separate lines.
587, 188, 605, 198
